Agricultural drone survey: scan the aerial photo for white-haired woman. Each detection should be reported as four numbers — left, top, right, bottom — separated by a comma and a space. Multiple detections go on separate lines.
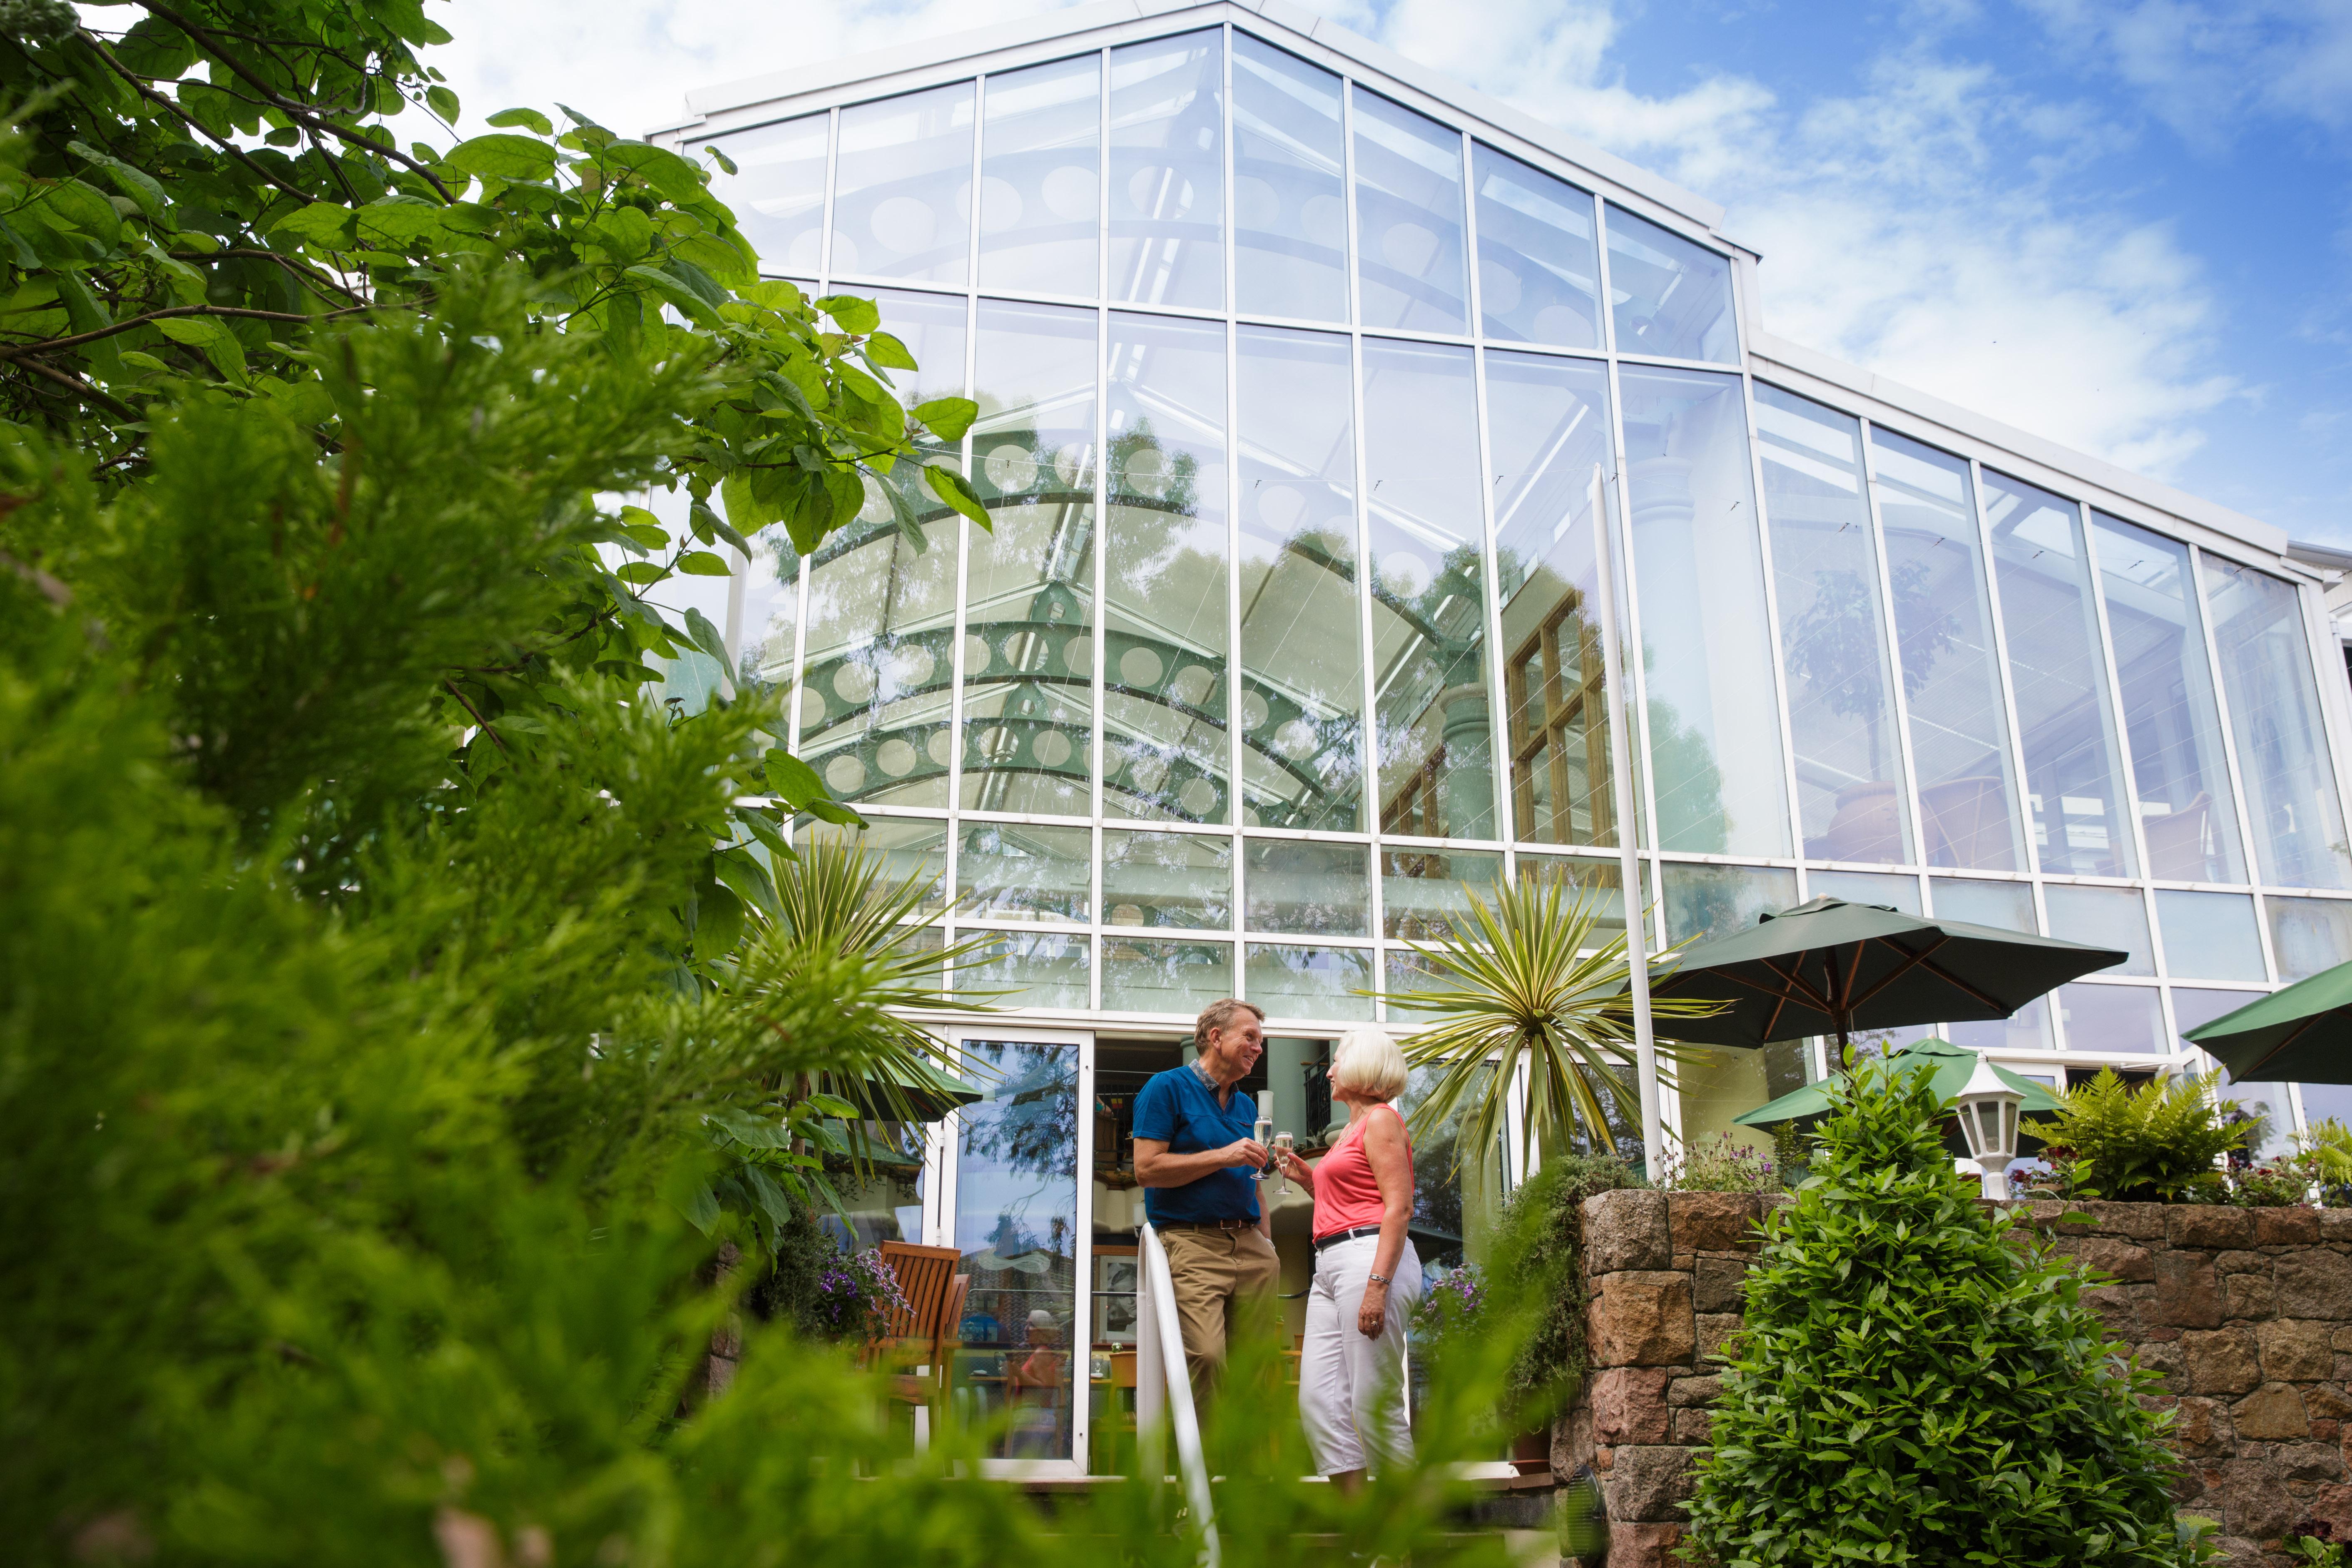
1272, 1026, 1420, 1489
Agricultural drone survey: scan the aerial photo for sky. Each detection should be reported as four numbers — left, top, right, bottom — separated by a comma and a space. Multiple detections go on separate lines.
416, 0, 2352, 545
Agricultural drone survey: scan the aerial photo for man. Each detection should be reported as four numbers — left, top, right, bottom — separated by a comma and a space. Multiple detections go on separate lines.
1132, 998, 1281, 1401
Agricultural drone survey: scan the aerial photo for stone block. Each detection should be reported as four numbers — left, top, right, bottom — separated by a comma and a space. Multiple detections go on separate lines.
2306, 1384, 2352, 1419
2171, 1396, 2230, 1455
1670, 1191, 1765, 1254
2258, 1207, 2322, 1247
2302, 1482, 2352, 1538
2182, 1328, 2262, 1395
1602, 1521, 1684, 1568
1669, 1408, 1712, 1444
2170, 1207, 2256, 1249
1667, 1373, 1721, 1408
1695, 1312, 1744, 1364
2233, 1382, 2310, 1441
1589, 1366, 1673, 1446
2279, 1249, 2352, 1319
2277, 1440, 2345, 1482
2260, 1319, 2336, 1382
2076, 1200, 2167, 1239
2063, 1235, 2156, 1283
1585, 1190, 1672, 1274
2222, 1271, 2277, 1322
2155, 1250, 2225, 1328
2134, 1337, 2183, 1392
1603, 1445, 1695, 1523
2319, 1209, 2352, 1246
1692, 1254, 1751, 1314
1593, 1272, 1695, 1367
2215, 1249, 2270, 1274
2213, 1456, 2300, 1540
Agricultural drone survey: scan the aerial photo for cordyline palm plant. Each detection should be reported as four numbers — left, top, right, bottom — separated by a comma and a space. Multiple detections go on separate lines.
1386, 871, 1721, 1174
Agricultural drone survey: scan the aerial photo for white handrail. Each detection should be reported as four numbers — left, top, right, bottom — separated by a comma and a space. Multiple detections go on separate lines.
1135, 1222, 1220, 1568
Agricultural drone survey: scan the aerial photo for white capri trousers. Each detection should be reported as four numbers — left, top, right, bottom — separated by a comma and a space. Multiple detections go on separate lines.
1298, 1234, 1422, 1476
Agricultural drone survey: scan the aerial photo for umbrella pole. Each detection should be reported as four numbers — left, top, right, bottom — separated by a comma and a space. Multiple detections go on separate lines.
1590, 465, 1662, 1177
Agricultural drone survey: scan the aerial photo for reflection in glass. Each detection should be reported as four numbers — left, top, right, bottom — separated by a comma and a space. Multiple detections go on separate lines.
1949, 995, 2053, 1052
2155, 889, 2265, 982
1381, 847, 1503, 940
1362, 339, 1495, 838
1603, 205, 1735, 364
1981, 474, 2136, 877
2266, 895, 2352, 981
980, 55, 1100, 296
1245, 943, 1374, 1020
1105, 314, 1230, 822
1102, 937, 1233, 1013
1351, 87, 1467, 334
965, 301, 1099, 816
1809, 869, 1920, 914
1237, 327, 1364, 829
1928, 876, 2035, 932
1488, 352, 1617, 847
801, 815, 950, 913
1109, 32, 1224, 309
2302, 1083, 2352, 1137
2175, 987, 2293, 1159
700, 112, 828, 276
958, 821, 1091, 922
2092, 514, 2247, 883
2041, 884, 2151, 976
954, 1039, 1081, 1460
1661, 863, 1798, 946
1231, 35, 1346, 323
1620, 366, 1790, 855
1870, 431, 2026, 871
1758, 387, 1914, 866
1512, 852, 1625, 935
735, 526, 802, 697
1103, 829, 1233, 929
832, 83, 975, 284
1472, 144, 1598, 349
1394, 1065, 1505, 1269
2202, 557, 2352, 889
960, 932, 1091, 1009
2057, 984, 2164, 1054
1244, 837, 1371, 936
797, 294, 968, 806
1679, 1039, 1813, 1157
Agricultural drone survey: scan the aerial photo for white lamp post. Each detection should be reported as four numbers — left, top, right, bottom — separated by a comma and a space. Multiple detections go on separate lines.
1954, 1056, 2025, 1200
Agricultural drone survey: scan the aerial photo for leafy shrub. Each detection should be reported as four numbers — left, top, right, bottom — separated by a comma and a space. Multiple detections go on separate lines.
2223, 1162, 2312, 1209
1683, 1058, 2208, 1566
2301, 1120, 2352, 1207
1488, 1151, 1643, 1421
1662, 1132, 1784, 1194
1412, 1262, 1489, 1342
2025, 1069, 2243, 1202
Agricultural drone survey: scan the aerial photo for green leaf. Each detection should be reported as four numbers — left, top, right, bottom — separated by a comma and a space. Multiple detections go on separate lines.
802, 798, 862, 827
719, 470, 779, 533
925, 463, 991, 530
815, 294, 881, 334
486, 107, 555, 136
763, 748, 826, 808
913, 396, 978, 442
693, 880, 743, 957
425, 85, 461, 123
679, 1181, 722, 1234
271, 203, 359, 249
805, 1092, 861, 1119
676, 550, 730, 576
865, 330, 918, 371
66, 142, 166, 222
614, 560, 667, 586
356, 201, 448, 246
702, 145, 739, 177
154, 316, 246, 386
444, 133, 557, 183
682, 607, 730, 667
623, 263, 717, 326
689, 499, 751, 555
598, 142, 706, 202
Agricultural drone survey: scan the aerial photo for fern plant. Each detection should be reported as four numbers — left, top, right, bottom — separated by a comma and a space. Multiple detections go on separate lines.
2025, 1070, 2244, 1202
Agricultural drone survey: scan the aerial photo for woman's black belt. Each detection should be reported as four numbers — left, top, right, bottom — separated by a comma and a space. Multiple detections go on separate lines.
1313, 1225, 1384, 1251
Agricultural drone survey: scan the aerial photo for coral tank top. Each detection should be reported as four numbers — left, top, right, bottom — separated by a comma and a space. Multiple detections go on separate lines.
1312, 1104, 1413, 1241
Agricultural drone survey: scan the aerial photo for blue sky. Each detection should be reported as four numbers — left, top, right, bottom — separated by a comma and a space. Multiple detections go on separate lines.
433, 0, 2352, 543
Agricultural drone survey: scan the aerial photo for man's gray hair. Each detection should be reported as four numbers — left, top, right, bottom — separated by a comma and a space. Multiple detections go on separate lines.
1193, 997, 1265, 1050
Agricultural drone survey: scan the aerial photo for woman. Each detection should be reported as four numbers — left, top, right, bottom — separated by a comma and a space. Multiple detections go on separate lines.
1273, 1026, 1421, 1488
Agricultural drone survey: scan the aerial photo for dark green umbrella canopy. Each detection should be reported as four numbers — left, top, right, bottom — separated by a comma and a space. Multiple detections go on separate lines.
2184, 960, 2352, 1083
1649, 896, 2129, 1048
1733, 1038, 2066, 1128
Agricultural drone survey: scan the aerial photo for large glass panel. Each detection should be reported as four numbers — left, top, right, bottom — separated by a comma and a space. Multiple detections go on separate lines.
953, 1039, 1082, 1460
1660, 863, 1798, 946
2175, 988, 2295, 1160
959, 933, 1090, 1009
1236, 326, 1364, 830
964, 301, 1099, 816
1513, 851, 1626, 935
1108, 31, 1224, 309
1245, 942, 1374, 1020
1381, 847, 1504, 941
1362, 339, 1495, 839
1809, 869, 1921, 914
2092, 514, 2247, 883
958, 821, 1091, 923
1758, 386, 1913, 865
1928, 875, 2035, 932
2041, 883, 2152, 976
1488, 352, 1618, 848
794, 290, 968, 804
1870, 431, 2026, 871
980, 55, 1100, 297
1678, 1039, 1813, 1157
1603, 205, 1735, 365
1103, 828, 1233, 929
1105, 313, 1230, 823
2057, 984, 2164, 1054
1980, 473, 2136, 877
699, 112, 828, 276
2266, 894, 2352, 980
1471, 144, 1599, 349
2203, 557, 2352, 889
1620, 366, 1790, 855
2154, 889, 2265, 981
1947, 994, 2053, 1053
1351, 87, 1467, 335
1230, 35, 1346, 323
802, 814, 950, 913
734, 525, 801, 700
832, 83, 975, 285
1102, 937, 1234, 1013
1243, 837, 1371, 936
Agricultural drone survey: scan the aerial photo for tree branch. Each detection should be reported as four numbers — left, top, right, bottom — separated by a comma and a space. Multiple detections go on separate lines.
8, 301, 370, 356
0, 352, 140, 421
442, 678, 510, 753
81, 36, 317, 209
169, 248, 366, 306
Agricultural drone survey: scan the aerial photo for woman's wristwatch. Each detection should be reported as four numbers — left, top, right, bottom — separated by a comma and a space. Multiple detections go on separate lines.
1367, 1271, 1390, 1284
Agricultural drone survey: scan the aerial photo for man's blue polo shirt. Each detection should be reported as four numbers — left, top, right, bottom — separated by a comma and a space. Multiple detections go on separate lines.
1133, 1062, 1259, 1225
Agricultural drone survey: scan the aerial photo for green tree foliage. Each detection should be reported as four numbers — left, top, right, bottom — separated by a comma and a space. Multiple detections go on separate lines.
1683, 1060, 2207, 1567
2026, 1069, 2245, 1203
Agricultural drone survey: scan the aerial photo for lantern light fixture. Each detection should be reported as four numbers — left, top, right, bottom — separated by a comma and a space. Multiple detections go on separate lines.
1954, 1055, 2024, 1200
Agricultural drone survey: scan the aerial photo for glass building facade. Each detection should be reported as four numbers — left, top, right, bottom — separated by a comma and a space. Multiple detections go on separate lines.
657, 3, 2352, 1472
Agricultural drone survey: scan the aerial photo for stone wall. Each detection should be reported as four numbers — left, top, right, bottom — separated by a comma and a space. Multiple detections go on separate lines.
1554, 1189, 2352, 1568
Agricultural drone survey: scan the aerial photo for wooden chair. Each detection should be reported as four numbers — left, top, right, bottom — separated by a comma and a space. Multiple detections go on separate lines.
2142, 791, 2213, 881
874, 1241, 965, 1417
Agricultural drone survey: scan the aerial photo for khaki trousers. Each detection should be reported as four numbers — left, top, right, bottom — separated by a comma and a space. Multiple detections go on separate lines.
1159, 1225, 1280, 1404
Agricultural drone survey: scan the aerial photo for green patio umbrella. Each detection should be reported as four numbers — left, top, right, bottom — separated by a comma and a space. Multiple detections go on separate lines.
1648, 896, 2129, 1050
1733, 1038, 2065, 1129
2184, 959, 2352, 1083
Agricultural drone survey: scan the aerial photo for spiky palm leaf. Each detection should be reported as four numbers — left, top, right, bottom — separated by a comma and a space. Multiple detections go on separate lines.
1387, 871, 1723, 1175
